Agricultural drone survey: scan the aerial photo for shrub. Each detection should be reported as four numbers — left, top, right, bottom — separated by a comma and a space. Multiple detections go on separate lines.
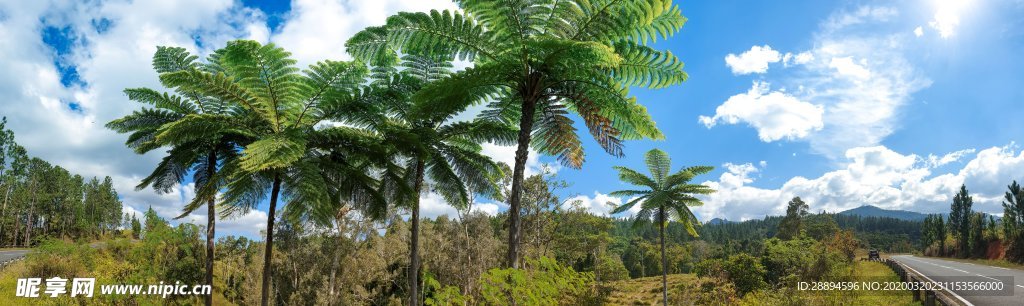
479, 257, 598, 305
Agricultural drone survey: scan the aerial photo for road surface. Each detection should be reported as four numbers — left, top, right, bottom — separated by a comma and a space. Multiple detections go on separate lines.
891, 255, 1024, 306
0, 249, 29, 264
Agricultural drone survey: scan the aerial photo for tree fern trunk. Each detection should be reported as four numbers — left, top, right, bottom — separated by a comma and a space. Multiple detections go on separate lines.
409, 160, 425, 306
204, 152, 217, 306
507, 96, 538, 269
660, 207, 667, 306
260, 174, 282, 306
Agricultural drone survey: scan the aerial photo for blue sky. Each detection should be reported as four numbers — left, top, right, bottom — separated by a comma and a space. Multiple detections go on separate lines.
2, 0, 1023, 238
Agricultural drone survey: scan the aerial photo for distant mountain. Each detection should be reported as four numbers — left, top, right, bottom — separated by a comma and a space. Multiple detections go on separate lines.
706, 218, 732, 225
837, 205, 929, 221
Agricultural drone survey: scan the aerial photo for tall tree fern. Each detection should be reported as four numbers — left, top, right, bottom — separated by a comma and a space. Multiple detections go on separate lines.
106, 46, 248, 306
347, 0, 689, 267
609, 149, 714, 306
156, 40, 392, 306
345, 54, 512, 305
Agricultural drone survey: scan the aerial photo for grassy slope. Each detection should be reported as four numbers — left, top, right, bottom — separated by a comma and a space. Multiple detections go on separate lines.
605, 274, 698, 305
604, 261, 920, 306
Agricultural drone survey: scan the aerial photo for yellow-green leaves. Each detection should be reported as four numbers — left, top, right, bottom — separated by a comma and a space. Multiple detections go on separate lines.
613, 41, 687, 89
239, 133, 307, 172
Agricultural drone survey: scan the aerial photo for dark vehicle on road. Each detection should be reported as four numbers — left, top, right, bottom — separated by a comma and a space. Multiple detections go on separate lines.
868, 249, 880, 261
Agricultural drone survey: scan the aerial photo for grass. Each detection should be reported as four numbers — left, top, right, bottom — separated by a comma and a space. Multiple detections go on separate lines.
604, 274, 699, 305
847, 261, 921, 306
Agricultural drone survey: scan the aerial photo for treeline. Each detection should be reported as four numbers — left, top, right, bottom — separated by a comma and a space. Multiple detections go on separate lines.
921, 183, 1024, 263
0, 118, 123, 247
697, 211, 920, 254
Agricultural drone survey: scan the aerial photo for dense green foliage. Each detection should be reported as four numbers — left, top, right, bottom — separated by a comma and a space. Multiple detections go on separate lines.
347, 0, 691, 270
0, 118, 123, 247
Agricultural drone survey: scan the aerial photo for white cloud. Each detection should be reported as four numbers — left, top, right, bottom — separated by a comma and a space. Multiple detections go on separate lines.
706, 6, 930, 159
823, 6, 899, 32
567, 192, 632, 217
724, 45, 782, 75
699, 82, 824, 142
828, 56, 871, 79
926, 149, 976, 168
696, 144, 1024, 221
0, 0, 458, 239
914, 26, 924, 37
929, 0, 973, 38
272, 0, 458, 67
480, 142, 558, 177
782, 51, 814, 66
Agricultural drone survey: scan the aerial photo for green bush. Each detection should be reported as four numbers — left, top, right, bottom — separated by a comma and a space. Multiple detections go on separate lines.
479, 257, 598, 305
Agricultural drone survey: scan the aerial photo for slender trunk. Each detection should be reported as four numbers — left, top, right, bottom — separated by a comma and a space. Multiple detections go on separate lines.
660, 207, 667, 306
506, 96, 538, 269
328, 228, 343, 302
260, 174, 282, 306
25, 186, 37, 246
409, 160, 425, 306
204, 152, 217, 306
0, 183, 9, 244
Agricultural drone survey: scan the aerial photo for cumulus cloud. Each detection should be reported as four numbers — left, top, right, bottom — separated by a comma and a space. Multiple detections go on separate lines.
698, 82, 824, 142
565, 192, 627, 216
707, 5, 930, 159
724, 45, 782, 75
0, 0, 459, 238
914, 26, 924, 37
694, 144, 1024, 221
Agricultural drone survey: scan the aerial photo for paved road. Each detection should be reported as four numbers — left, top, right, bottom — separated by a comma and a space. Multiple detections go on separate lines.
891, 255, 1024, 306
0, 249, 29, 263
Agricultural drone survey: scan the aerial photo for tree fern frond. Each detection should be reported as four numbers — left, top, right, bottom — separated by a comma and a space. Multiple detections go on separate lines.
628, 1, 686, 43
152, 46, 199, 74
644, 148, 671, 184
532, 102, 585, 168
382, 10, 498, 62
123, 88, 198, 114
612, 41, 687, 89
238, 133, 307, 172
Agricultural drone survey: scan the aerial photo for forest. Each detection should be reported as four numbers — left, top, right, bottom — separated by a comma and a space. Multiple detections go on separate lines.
0, 118, 124, 247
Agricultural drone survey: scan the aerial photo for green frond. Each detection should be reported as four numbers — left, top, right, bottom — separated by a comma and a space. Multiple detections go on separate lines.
345, 25, 400, 68
644, 148, 671, 185
349, 10, 497, 63
612, 166, 657, 189
154, 113, 248, 147
152, 46, 199, 74
628, 1, 686, 43
220, 40, 307, 131
607, 189, 649, 197
123, 88, 198, 114
400, 54, 453, 83
297, 60, 367, 126
612, 41, 687, 89
457, 0, 551, 43
238, 133, 307, 172
532, 102, 585, 168
136, 145, 198, 193
426, 153, 471, 210
611, 195, 645, 215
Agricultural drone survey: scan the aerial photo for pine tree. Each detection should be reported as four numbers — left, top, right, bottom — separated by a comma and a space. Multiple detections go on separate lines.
949, 184, 973, 257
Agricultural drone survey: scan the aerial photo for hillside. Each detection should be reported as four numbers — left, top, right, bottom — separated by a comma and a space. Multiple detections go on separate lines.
837, 205, 929, 221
